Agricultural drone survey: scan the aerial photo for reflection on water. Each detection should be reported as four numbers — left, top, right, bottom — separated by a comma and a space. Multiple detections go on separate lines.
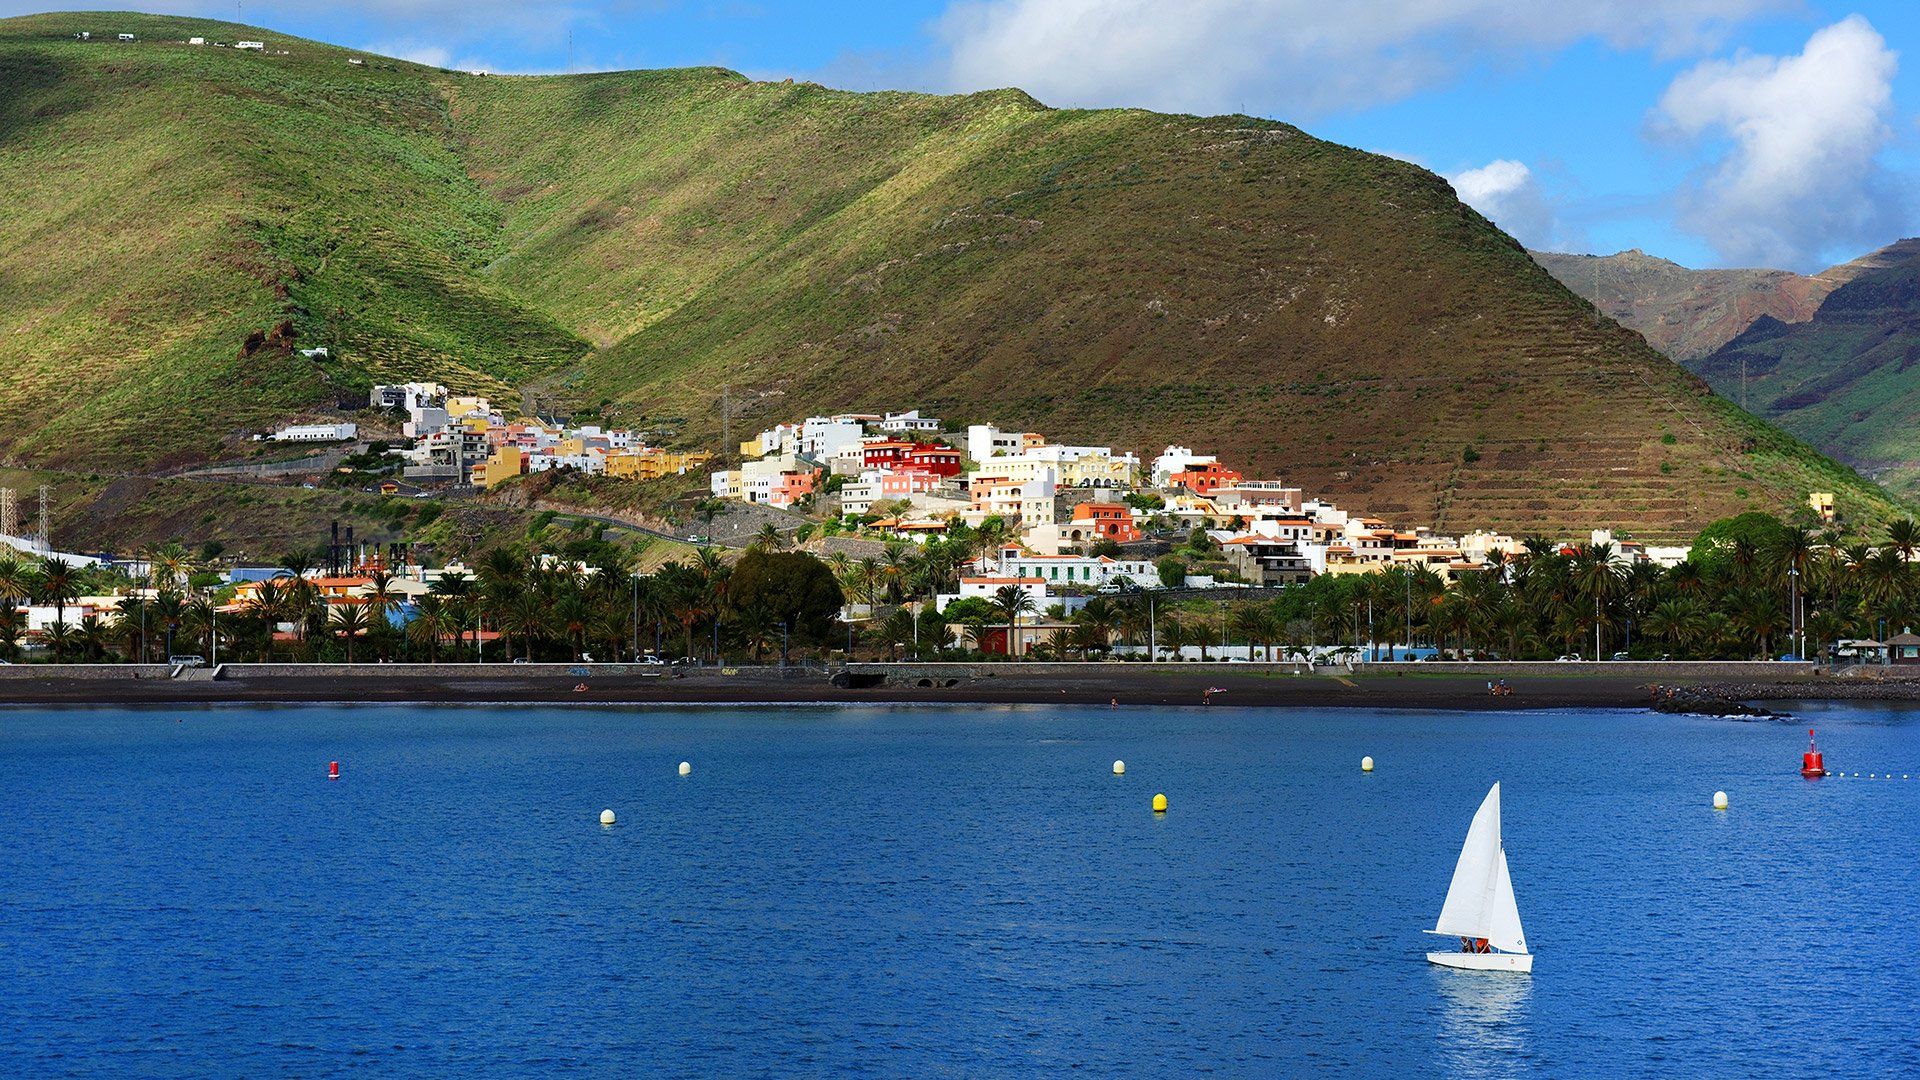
1432, 967, 1532, 1077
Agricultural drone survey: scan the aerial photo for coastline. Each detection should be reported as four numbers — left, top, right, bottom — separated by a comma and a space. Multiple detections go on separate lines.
3, 661, 1910, 711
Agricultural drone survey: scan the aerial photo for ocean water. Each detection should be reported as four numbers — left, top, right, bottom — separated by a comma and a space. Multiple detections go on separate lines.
1, 701, 1915, 1078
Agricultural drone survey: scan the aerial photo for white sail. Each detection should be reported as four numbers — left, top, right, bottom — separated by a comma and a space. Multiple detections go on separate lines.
1429, 783, 1527, 954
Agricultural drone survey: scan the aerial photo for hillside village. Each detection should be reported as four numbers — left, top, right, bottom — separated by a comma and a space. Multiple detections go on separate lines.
342, 381, 1725, 619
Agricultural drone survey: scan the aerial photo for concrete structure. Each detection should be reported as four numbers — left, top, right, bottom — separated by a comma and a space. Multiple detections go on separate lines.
270, 422, 357, 443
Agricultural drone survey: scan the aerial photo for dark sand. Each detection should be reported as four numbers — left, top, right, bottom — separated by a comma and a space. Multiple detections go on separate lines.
0, 665, 1853, 712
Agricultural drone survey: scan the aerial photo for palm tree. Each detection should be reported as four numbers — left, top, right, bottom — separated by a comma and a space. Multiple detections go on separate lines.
752, 523, 786, 552
38, 557, 78, 634
0, 603, 22, 662
1645, 598, 1708, 658
503, 592, 550, 662
151, 589, 186, 660
556, 589, 594, 661
329, 604, 369, 662
116, 595, 150, 663
76, 613, 111, 662
1888, 518, 1919, 563
410, 594, 449, 663
991, 583, 1036, 658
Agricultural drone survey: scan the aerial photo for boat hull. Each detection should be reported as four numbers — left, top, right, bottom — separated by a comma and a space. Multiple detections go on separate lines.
1427, 950, 1533, 973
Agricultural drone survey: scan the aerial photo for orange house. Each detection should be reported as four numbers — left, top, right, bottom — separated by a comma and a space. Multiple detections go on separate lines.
1070, 502, 1140, 542
1170, 461, 1243, 495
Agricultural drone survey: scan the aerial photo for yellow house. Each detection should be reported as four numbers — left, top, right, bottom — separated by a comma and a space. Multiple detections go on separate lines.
472, 445, 524, 489
1809, 492, 1835, 522
446, 395, 491, 420
605, 448, 714, 481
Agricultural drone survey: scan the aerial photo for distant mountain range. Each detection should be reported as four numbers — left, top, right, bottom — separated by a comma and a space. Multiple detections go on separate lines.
1535, 242, 1920, 498
0, 11, 1905, 542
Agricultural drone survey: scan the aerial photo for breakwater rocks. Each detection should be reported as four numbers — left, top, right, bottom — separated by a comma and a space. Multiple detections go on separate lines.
1649, 685, 1789, 719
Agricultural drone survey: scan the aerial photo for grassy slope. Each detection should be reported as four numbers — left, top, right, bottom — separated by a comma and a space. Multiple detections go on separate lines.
453, 72, 1904, 536
0, 12, 1907, 543
0, 12, 583, 469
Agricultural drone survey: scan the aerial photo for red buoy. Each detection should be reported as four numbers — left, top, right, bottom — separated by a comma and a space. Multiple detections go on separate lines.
1802, 730, 1826, 778
328, 760, 340, 781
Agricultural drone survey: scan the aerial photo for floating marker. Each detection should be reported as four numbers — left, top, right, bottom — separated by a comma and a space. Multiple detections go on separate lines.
600, 809, 616, 826
678, 761, 692, 777
1713, 790, 1728, 811
1361, 756, 1374, 773
1113, 760, 1125, 775
328, 760, 339, 781
1152, 793, 1168, 813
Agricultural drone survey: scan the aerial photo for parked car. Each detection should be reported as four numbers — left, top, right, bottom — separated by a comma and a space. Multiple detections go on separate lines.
1554, 655, 1582, 662
1610, 651, 1631, 661
168, 655, 206, 667
636, 655, 668, 666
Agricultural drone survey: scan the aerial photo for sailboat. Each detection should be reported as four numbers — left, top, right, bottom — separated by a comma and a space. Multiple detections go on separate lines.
1425, 782, 1533, 973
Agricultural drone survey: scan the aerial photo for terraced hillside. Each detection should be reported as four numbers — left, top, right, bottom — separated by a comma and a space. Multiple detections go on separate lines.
0, 12, 1906, 539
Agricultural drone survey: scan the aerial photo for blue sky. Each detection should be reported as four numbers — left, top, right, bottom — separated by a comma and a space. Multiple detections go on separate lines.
14, 1, 1918, 271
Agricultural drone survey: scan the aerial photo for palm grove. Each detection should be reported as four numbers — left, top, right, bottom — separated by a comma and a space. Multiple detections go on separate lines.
1, 512, 1916, 665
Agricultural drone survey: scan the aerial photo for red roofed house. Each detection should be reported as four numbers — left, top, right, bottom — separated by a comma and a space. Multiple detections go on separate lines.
1169, 461, 1242, 495
1068, 502, 1140, 543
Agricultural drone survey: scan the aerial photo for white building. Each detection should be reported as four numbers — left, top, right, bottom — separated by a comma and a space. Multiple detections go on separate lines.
995, 547, 1159, 590
879, 409, 941, 434
966, 424, 1025, 464
799, 415, 866, 459
935, 576, 1049, 614
1152, 445, 1228, 488
236, 40, 265, 50
270, 422, 357, 443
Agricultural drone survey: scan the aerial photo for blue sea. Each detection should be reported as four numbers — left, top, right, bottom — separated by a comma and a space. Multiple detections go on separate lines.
2, 702, 1916, 1078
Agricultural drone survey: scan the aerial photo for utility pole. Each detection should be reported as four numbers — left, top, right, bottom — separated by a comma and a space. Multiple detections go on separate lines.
722, 383, 731, 465
1148, 593, 1156, 660
0, 487, 14, 539
37, 485, 49, 550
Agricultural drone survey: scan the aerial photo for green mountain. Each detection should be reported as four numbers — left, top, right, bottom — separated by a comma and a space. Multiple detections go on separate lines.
1694, 240, 1920, 497
0, 11, 1904, 540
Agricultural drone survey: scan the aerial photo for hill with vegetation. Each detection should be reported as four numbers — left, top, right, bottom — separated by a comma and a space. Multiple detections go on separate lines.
0, 11, 1907, 541
1538, 242, 1920, 500
1693, 240, 1920, 499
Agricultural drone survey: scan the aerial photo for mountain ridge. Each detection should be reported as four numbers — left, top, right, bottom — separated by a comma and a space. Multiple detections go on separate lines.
1535, 240, 1920, 498
0, 10, 1905, 540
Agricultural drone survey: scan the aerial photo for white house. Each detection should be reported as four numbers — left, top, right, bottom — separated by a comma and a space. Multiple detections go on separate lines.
995, 547, 1159, 590
879, 409, 941, 434
799, 415, 865, 459
966, 423, 1025, 464
1151, 445, 1217, 487
270, 422, 357, 443
236, 40, 265, 50
935, 575, 1049, 614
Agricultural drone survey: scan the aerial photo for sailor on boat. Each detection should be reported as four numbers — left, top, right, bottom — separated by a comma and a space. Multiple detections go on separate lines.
1426, 782, 1534, 973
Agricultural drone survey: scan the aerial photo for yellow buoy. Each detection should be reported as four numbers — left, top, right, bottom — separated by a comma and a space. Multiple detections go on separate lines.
1152, 793, 1168, 813
599, 809, 616, 826
678, 761, 692, 777
1361, 756, 1375, 772
1712, 791, 1728, 811
1113, 760, 1126, 775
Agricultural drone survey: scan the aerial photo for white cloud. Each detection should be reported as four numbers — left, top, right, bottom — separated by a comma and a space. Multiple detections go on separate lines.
935, 0, 1787, 117
1448, 159, 1584, 251
1656, 15, 1904, 269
